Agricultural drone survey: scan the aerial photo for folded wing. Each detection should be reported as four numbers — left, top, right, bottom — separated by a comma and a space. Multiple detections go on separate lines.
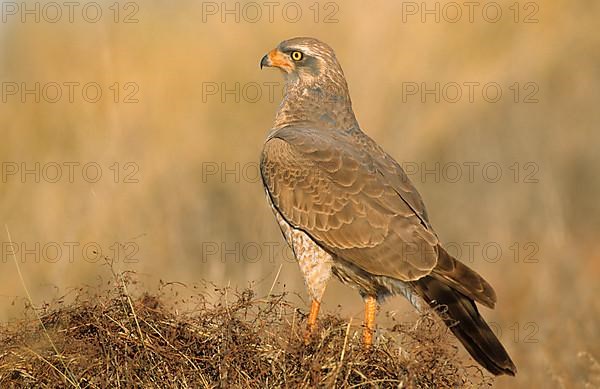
261, 126, 439, 281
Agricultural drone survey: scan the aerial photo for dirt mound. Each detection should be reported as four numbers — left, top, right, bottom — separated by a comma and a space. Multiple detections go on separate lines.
0, 271, 489, 388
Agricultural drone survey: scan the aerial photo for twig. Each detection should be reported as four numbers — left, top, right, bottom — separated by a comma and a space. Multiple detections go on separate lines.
5, 225, 81, 388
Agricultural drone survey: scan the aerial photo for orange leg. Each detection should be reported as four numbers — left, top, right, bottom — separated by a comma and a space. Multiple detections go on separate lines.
363, 296, 377, 348
304, 299, 321, 342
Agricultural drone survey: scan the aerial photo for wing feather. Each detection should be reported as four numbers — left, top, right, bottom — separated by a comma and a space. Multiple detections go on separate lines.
261, 126, 439, 281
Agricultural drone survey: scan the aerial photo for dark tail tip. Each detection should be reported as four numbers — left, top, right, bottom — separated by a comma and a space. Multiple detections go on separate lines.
414, 277, 517, 376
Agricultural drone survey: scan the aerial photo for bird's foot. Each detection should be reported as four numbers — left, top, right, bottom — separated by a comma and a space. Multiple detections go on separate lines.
304, 299, 320, 344
362, 296, 377, 350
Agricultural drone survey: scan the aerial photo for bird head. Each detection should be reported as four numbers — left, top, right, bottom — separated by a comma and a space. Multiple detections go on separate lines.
260, 37, 346, 89
260, 37, 357, 130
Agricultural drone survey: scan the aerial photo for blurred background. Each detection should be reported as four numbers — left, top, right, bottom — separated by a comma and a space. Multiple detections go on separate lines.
0, 1, 598, 387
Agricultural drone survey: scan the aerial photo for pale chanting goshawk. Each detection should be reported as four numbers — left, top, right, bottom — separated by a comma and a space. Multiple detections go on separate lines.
259, 37, 516, 376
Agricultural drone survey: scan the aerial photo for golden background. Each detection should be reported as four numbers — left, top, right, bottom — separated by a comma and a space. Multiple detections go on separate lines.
1, 1, 598, 387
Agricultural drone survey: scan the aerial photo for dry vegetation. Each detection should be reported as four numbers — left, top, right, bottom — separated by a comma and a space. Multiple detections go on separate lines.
0, 1, 599, 387
0, 269, 491, 388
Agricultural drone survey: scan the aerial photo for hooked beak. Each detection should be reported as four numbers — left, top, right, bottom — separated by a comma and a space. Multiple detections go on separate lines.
260, 48, 294, 73
260, 53, 270, 69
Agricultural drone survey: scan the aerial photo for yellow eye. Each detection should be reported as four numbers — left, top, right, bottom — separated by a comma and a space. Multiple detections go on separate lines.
291, 51, 303, 61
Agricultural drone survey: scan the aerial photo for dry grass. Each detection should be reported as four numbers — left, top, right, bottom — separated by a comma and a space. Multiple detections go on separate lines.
1, 1, 599, 387
0, 269, 491, 388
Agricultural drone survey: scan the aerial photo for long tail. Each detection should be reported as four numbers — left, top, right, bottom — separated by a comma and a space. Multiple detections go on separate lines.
412, 248, 517, 376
